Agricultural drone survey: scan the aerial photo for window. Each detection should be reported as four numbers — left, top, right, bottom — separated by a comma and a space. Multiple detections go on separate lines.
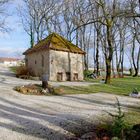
42, 55, 44, 67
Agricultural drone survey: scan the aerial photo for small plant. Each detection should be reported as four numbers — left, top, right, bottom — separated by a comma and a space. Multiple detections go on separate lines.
132, 88, 138, 94
84, 70, 93, 79
111, 137, 120, 140
107, 98, 127, 139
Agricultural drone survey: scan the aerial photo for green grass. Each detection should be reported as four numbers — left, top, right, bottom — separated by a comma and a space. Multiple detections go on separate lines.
125, 110, 140, 125
55, 77, 140, 96
9, 66, 18, 73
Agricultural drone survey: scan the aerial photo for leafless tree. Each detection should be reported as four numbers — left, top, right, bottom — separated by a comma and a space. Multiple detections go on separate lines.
0, 0, 10, 32
74, 0, 133, 83
18, 0, 58, 47
18, 0, 140, 82
126, 0, 140, 76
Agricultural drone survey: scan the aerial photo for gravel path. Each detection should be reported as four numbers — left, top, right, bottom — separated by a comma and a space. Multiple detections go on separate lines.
0, 65, 140, 140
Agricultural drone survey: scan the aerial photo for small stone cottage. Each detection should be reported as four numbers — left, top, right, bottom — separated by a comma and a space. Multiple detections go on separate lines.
23, 33, 85, 81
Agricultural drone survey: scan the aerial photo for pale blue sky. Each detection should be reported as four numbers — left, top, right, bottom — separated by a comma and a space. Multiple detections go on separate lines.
0, 0, 29, 58
0, 0, 132, 68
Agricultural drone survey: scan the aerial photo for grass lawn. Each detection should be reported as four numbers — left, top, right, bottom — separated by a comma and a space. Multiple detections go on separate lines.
55, 77, 140, 126
125, 110, 140, 125
55, 77, 140, 96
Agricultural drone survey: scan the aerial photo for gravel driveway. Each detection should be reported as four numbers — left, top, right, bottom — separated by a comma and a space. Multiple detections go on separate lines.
0, 65, 140, 140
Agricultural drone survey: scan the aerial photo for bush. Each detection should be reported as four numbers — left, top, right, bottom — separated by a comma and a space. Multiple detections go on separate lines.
84, 70, 93, 78
107, 98, 129, 139
15, 65, 29, 78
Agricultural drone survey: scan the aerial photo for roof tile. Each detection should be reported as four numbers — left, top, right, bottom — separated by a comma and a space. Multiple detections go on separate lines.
23, 33, 85, 55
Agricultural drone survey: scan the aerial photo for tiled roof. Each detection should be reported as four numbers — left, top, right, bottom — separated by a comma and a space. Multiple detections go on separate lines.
23, 33, 85, 55
0, 57, 20, 62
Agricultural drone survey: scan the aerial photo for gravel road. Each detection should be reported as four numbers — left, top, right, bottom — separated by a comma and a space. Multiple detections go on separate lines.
0, 65, 139, 140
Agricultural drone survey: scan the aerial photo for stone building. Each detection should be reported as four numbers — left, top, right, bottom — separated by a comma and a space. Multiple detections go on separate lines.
0, 57, 21, 66
23, 33, 85, 81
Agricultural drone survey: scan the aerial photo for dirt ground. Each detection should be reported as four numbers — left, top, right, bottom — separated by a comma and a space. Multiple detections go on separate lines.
0, 65, 140, 140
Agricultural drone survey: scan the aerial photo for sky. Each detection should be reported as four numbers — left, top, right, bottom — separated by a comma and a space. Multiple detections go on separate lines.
0, 0, 133, 68
0, 0, 29, 58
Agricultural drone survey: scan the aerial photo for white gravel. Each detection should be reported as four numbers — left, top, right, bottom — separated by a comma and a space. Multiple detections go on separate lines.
0, 65, 140, 140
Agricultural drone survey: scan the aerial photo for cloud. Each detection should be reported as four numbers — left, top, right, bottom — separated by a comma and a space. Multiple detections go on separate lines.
0, 46, 25, 58
0, 0, 29, 59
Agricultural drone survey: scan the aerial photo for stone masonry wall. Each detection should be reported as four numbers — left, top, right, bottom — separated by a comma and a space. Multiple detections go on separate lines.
26, 50, 49, 78
49, 50, 84, 81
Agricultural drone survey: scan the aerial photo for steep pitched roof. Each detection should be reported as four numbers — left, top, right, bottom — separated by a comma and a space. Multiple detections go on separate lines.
23, 33, 85, 55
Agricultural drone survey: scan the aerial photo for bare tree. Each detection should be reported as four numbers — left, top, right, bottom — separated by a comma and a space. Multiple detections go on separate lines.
18, 0, 139, 81
114, 16, 128, 78
126, 0, 140, 76
18, 0, 58, 48
74, 0, 132, 83
131, 19, 140, 76
0, 0, 10, 32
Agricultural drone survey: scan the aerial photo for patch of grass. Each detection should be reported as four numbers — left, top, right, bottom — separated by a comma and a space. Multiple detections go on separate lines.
55, 77, 140, 96
125, 111, 140, 125
84, 77, 100, 82
9, 66, 17, 73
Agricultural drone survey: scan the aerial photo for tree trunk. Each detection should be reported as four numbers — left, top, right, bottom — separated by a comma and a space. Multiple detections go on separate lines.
82, 26, 88, 70
96, 29, 100, 76
112, 57, 115, 78
30, 23, 34, 48
105, 59, 111, 84
115, 44, 121, 77
120, 49, 124, 78
132, 36, 137, 77
133, 69, 138, 77
93, 28, 96, 71
133, 46, 140, 77
105, 24, 113, 84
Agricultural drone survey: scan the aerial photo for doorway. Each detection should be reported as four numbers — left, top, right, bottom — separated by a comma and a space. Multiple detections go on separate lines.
57, 72, 63, 81
66, 72, 71, 81
73, 73, 78, 81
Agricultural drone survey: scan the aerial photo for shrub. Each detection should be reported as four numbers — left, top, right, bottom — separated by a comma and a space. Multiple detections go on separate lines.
84, 70, 93, 78
132, 88, 138, 94
106, 98, 127, 139
15, 65, 29, 78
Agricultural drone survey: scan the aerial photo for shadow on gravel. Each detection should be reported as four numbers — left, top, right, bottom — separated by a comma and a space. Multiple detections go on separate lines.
0, 71, 16, 77
63, 95, 140, 112
0, 97, 95, 139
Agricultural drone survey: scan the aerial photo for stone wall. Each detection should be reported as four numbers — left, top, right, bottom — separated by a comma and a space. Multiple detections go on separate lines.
49, 50, 84, 81
25, 49, 84, 81
26, 50, 50, 78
